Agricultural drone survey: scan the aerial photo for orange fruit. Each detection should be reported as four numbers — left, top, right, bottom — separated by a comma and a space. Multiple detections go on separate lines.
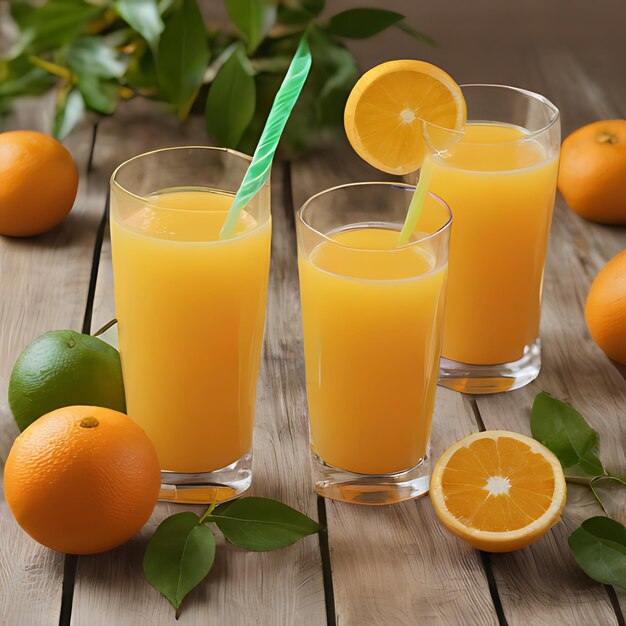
0, 130, 78, 236
430, 431, 566, 552
585, 249, 626, 365
558, 119, 626, 224
344, 60, 466, 175
4, 406, 161, 554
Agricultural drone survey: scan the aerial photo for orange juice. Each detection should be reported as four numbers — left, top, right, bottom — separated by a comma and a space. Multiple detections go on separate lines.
110, 188, 271, 473
298, 226, 447, 475
426, 123, 559, 365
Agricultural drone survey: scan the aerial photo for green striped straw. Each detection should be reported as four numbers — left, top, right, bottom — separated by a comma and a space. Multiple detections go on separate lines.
220, 34, 312, 239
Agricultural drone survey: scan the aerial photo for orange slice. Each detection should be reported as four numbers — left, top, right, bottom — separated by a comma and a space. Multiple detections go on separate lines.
344, 60, 466, 175
430, 431, 566, 552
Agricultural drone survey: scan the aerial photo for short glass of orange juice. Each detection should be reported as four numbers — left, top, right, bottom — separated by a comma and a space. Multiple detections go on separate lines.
110, 147, 271, 504
296, 183, 452, 504
423, 85, 560, 394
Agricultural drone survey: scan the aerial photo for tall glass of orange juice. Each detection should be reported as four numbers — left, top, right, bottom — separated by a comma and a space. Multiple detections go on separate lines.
423, 85, 560, 394
110, 147, 271, 503
296, 183, 452, 504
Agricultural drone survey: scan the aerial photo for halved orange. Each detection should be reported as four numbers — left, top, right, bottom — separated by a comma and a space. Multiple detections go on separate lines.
430, 431, 566, 552
344, 60, 466, 175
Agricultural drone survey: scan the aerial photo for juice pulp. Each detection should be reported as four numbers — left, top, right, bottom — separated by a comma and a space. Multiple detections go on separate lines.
298, 227, 447, 475
426, 122, 559, 365
110, 188, 271, 473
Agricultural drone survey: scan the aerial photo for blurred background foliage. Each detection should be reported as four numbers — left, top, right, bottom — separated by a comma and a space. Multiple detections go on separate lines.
0, 0, 433, 155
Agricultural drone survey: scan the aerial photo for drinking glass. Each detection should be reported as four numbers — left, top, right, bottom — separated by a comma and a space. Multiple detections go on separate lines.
110, 147, 271, 503
296, 183, 452, 504
423, 85, 560, 394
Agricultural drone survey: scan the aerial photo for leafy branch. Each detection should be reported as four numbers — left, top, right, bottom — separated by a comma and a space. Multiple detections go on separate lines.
1, 0, 434, 154
143, 496, 321, 617
530, 391, 626, 590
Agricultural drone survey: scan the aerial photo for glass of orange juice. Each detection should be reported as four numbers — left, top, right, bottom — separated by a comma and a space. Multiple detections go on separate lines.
423, 85, 560, 394
296, 183, 452, 504
110, 147, 271, 504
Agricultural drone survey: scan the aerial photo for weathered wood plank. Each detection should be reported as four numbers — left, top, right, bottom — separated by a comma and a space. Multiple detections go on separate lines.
290, 147, 498, 626
70, 98, 326, 625
0, 114, 103, 624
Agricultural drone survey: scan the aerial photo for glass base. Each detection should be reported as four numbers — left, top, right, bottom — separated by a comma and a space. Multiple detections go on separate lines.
439, 338, 541, 395
158, 451, 252, 504
311, 452, 430, 505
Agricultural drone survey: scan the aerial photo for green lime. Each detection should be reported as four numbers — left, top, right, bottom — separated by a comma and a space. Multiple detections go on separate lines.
9, 329, 126, 431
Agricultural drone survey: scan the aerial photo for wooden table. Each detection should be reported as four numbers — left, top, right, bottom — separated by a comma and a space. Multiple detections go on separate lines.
1, 1, 625, 624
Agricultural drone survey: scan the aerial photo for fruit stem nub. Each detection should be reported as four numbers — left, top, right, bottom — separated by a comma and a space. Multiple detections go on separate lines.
80, 417, 99, 428
597, 132, 618, 145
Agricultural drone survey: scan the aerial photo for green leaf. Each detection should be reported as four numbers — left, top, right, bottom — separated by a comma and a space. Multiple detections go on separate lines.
158, 0, 177, 15
157, 0, 210, 120
300, 0, 324, 16
568, 516, 626, 589
276, 6, 312, 25
308, 28, 357, 126
144, 512, 216, 614
590, 475, 626, 520
115, 0, 164, 50
53, 88, 85, 140
530, 391, 605, 477
14, 0, 104, 56
0, 56, 56, 99
9, 0, 38, 28
77, 75, 120, 115
66, 36, 128, 79
326, 8, 404, 39
208, 497, 321, 551
225, 0, 277, 54
205, 44, 255, 147
125, 42, 159, 90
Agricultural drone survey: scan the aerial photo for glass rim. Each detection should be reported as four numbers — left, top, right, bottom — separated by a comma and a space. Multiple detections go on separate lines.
421, 83, 560, 146
110, 145, 268, 213
297, 181, 453, 251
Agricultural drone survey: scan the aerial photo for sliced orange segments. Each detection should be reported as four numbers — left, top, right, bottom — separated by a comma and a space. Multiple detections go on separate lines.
430, 431, 566, 553
344, 60, 466, 175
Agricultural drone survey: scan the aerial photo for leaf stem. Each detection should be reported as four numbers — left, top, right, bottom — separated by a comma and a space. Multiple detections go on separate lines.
198, 497, 219, 524
29, 56, 73, 80
395, 21, 437, 47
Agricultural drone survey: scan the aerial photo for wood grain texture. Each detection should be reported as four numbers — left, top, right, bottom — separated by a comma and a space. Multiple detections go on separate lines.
69, 99, 326, 626
290, 150, 497, 626
2, 0, 625, 623
0, 114, 102, 625
469, 46, 626, 625
336, 8, 626, 620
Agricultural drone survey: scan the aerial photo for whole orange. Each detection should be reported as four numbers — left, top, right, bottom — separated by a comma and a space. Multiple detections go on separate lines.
585, 250, 626, 365
4, 406, 161, 554
558, 120, 626, 224
0, 130, 78, 236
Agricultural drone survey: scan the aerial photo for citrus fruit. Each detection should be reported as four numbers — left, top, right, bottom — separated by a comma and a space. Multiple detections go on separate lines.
9, 330, 126, 431
585, 249, 626, 364
430, 431, 566, 552
344, 60, 466, 175
558, 119, 626, 224
0, 130, 79, 236
4, 405, 161, 554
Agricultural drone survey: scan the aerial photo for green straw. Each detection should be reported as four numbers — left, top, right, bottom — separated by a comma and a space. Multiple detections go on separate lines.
220, 34, 312, 239
397, 161, 432, 246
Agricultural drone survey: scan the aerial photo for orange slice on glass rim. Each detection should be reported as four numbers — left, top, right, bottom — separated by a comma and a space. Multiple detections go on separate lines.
344, 60, 466, 175
430, 431, 566, 553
